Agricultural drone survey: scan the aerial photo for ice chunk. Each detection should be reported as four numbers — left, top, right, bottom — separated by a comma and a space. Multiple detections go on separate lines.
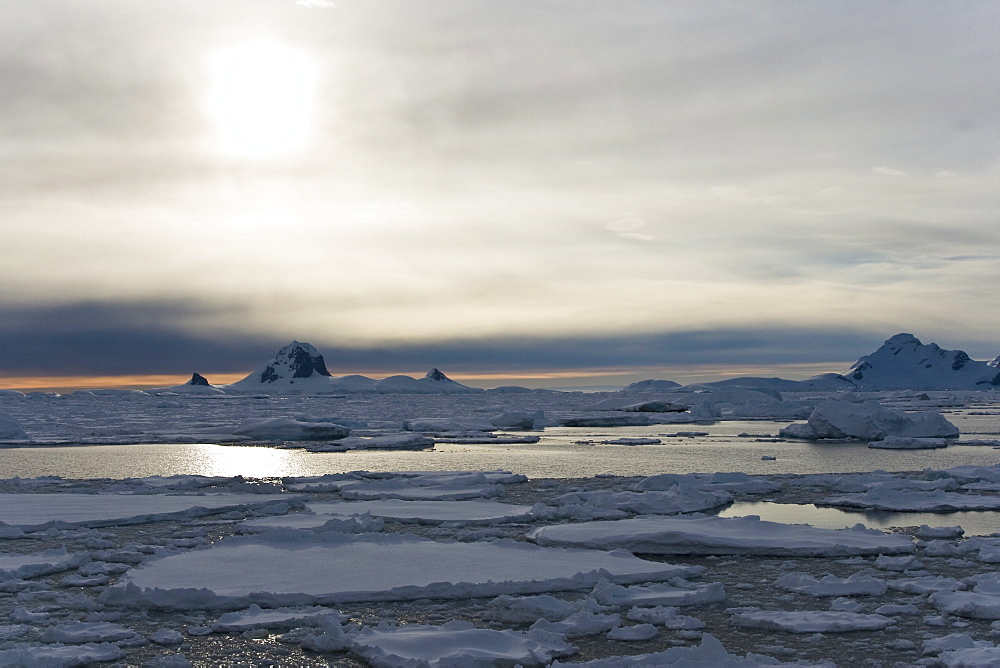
531, 611, 622, 637
592, 579, 726, 607
39, 622, 141, 644
0, 643, 124, 666
0, 414, 28, 440
868, 436, 949, 449
551, 633, 785, 666
0, 548, 88, 579
551, 486, 732, 516
626, 606, 705, 629
528, 515, 915, 556
211, 604, 339, 632
607, 623, 658, 641
231, 417, 350, 441
775, 572, 887, 597
484, 594, 580, 623
780, 398, 959, 440
347, 620, 576, 666
730, 608, 895, 632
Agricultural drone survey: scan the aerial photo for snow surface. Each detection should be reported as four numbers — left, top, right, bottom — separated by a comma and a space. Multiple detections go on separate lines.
0, 493, 303, 530
107, 531, 700, 608
528, 515, 915, 556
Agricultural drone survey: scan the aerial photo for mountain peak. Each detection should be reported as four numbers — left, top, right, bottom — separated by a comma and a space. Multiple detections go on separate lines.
241, 341, 333, 385
848, 333, 998, 390
188, 373, 210, 386
424, 368, 450, 382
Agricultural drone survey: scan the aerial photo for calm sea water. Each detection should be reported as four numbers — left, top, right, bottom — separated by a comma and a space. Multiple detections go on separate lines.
1, 418, 997, 480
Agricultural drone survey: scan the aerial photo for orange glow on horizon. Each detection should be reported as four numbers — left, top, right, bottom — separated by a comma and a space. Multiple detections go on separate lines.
1, 361, 849, 392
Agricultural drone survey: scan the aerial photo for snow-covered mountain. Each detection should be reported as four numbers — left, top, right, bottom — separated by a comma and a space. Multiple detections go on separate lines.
846, 333, 1000, 391
225, 341, 334, 391
223, 342, 479, 394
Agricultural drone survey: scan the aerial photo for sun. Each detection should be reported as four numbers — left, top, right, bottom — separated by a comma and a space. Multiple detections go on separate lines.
207, 42, 316, 157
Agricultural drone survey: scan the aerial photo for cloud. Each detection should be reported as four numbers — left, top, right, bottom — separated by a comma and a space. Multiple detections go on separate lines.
1, 1, 998, 371
872, 167, 908, 177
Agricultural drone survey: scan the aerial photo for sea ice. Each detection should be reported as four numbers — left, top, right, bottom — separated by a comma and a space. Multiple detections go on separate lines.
592, 579, 727, 607
303, 499, 535, 524
607, 623, 659, 640
779, 398, 959, 440
0, 493, 304, 530
104, 531, 700, 608
551, 633, 790, 667
0, 642, 125, 666
817, 486, 1000, 512
211, 604, 340, 632
0, 548, 88, 579
550, 486, 732, 516
868, 436, 949, 449
530, 610, 622, 637
528, 515, 915, 556
231, 417, 350, 441
730, 608, 896, 632
346, 621, 576, 667
775, 572, 888, 597
484, 594, 580, 623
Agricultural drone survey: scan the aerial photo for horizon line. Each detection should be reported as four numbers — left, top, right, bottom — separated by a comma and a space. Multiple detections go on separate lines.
0, 361, 851, 393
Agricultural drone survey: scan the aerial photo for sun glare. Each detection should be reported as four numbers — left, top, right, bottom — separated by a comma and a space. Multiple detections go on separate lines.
207, 42, 316, 157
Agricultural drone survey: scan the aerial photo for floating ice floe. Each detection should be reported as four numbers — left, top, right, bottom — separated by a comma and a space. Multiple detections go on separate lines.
0, 414, 28, 440
530, 610, 623, 637
528, 515, 915, 556
592, 579, 726, 607
103, 531, 700, 609
550, 486, 732, 516
888, 576, 966, 595
285, 470, 523, 499
240, 512, 384, 533
231, 417, 351, 441
402, 417, 496, 432
775, 572, 887, 597
0, 643, 125, 666
0, 548, 88, 579
0, 493, 303, 530
347, 620, 576, 667
626, 606, 705, 629
602, 438, 662, 445
211, 604, 340, 632
817, 486, 1000, 512
551, 633, 791, 667
297, 433, 436, 452
868, 436, 949, 449
300, 499, 536, 524
484, 594, 581, 623
39, 621, 142, 644
729, 608, 896, 633
931, 573, 1000, 619
779, 398, 959, 440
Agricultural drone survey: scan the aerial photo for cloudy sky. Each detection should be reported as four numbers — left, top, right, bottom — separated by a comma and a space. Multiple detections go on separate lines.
2, 0, 998, 389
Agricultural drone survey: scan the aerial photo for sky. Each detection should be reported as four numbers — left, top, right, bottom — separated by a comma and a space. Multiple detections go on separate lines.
2, 0, 998, 390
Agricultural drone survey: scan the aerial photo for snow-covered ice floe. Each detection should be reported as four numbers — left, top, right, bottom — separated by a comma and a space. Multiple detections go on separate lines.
528, 515, 915, 556
242, 499, 535, 528
103, 531, 701, 609
817, 486, 1000, 512
346, 620, 576, 667
551, 632, 802, 667
729, 608, 896, 633
0, 492, 304, 530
